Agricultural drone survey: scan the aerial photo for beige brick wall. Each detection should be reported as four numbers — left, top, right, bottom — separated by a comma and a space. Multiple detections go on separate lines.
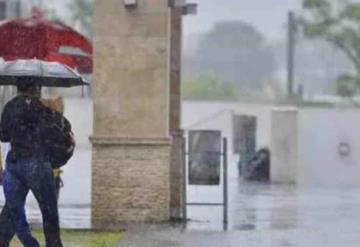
92, 140, 170, 225
92, 0, 171, 225
93, 0, 169, 138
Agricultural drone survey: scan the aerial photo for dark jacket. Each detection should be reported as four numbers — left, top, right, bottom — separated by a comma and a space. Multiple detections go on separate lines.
0, 95, 71, 162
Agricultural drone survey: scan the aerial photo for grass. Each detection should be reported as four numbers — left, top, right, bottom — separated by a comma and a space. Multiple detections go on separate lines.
10, 229, 124, 247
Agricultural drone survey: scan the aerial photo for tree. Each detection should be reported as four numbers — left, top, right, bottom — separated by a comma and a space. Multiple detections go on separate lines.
185, 21, 276, 91
182, 74, 239, 100
336, 73, 358, 98
302, 0, 360, 97
67, 0, 94, 39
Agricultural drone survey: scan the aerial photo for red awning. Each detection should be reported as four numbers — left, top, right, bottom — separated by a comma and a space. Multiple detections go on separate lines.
0, 15, 93, 74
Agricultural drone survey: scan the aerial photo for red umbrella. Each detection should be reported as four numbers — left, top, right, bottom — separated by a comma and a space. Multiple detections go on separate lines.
0, 15, 93, 74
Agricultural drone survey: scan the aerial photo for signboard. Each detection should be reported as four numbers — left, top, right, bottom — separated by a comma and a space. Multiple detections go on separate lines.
188, 130, 221, 185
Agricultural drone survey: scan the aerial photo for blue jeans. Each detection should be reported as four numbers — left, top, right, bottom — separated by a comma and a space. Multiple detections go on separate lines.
3, 170, 40, 247
0, 158, 63, 247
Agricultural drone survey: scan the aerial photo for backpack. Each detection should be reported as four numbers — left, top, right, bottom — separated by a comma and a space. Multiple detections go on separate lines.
41, 109, 75, 169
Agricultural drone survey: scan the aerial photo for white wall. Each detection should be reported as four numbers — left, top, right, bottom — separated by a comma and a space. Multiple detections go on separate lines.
63, 97, 93, 149
182, 101, 272, 176
271, 108, 298, 184
271, 107, 360, 186
37, 99, 272, 181
298, 109, 360, 186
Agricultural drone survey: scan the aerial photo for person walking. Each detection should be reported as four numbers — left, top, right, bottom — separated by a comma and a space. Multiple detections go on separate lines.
1, 131, 41, 247
0, 79, 69, 247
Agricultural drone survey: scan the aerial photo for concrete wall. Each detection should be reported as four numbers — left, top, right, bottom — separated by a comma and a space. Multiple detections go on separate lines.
182, 101, 272, 176
270, 108, 298, 184
271, 108, 360, 186
298, 109, 360, 186
93, 0, 169, 139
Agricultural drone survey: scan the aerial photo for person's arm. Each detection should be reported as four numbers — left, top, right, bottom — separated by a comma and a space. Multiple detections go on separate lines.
0, 103, 12, 143
0, 150, 3, 185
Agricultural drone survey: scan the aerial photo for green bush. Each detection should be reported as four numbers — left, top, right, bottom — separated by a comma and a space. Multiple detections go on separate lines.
182, 74, 239, 100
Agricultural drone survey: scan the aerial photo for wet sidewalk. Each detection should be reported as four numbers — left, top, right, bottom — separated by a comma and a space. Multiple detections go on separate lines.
119, 180, 360, 247
118, 223, 360, 247
3, 154, 360, 246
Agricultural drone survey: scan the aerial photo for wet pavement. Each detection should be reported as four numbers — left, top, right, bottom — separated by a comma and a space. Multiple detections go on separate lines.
2, 147, 360, 246
120, 180, 360, 247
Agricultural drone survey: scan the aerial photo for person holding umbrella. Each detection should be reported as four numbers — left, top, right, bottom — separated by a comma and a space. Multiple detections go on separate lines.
0, 96, 69, 247
0, 80, 65, 247
0, 60, 86, 247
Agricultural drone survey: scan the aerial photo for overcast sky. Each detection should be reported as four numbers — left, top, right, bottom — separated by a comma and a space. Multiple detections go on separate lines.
48, 0, 303, 43
48, 0, 360, 44
183, 0, 303, 43
49, 0, 306, 43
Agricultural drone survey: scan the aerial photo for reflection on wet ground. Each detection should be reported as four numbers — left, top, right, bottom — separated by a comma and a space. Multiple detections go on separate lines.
188, 179, 298, 231
187, 178, 360, 233
120, 179, 360, 247
1, 166, 360, 234
2, 150, 360, 246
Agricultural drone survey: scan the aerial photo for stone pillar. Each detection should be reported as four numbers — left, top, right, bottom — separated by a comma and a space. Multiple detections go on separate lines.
169, 6, 184, 220
92, 0, 171, 226
270, 108, 298, 184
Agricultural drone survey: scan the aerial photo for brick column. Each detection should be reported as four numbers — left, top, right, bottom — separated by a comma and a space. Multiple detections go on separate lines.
91, 0, 171, 226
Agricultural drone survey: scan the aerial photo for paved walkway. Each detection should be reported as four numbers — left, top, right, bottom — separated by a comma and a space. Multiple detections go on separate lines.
118, 223, 360, 247
118, 181, 360, 247
3, 174, 360, 246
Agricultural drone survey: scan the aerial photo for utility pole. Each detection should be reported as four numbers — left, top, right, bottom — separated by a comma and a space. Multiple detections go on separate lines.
287, 11, 296, 98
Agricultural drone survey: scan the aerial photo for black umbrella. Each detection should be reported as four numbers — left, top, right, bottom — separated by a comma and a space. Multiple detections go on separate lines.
0, 59, 88, 87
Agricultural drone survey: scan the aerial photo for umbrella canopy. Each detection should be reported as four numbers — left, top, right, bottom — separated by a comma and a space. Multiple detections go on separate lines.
0, 59, 88, 87
0, 15, 93, 74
